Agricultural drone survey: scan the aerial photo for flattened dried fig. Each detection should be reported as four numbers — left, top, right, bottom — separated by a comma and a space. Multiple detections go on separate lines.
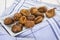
38, 6, 47, 13
20, 9, 31, 16
11, 24, 23, 33
25, 20, 35, 28
14, 13, 22, 21
46, 8, 56, 18
35, 16, 44, 24
4, 17, 14, 25
34, 12, 44, 17
19, 16, 27, 24
30, 7, 38, 15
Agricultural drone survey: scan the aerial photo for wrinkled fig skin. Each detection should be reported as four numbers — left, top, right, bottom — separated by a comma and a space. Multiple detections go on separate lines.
16, 22, 23, 27
14, 13, 22, 21
35, 16, 44, 24
12, 24, 23, 33
30, 7, 38, 15
19, 16, 27, 24
25, 20, 35, 28
27, 15, 35, 21
34, 12, 44, 17
38, 6, 47, 13
20, 9, 31, 16
46, 8, 55, 18
4, 17, 14, 25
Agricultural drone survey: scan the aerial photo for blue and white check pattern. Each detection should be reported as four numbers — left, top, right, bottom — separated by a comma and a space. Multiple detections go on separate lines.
0, 0, 60, 40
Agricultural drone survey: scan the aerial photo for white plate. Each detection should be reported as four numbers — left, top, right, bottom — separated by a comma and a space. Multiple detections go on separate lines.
0, 10, 57, 36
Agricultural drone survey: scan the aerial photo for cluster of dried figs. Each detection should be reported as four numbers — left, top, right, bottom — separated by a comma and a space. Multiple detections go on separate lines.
4, 6, 56, 33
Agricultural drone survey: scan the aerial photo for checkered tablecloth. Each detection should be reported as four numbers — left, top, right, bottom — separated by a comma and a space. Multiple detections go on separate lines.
0, 0, 60, 40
